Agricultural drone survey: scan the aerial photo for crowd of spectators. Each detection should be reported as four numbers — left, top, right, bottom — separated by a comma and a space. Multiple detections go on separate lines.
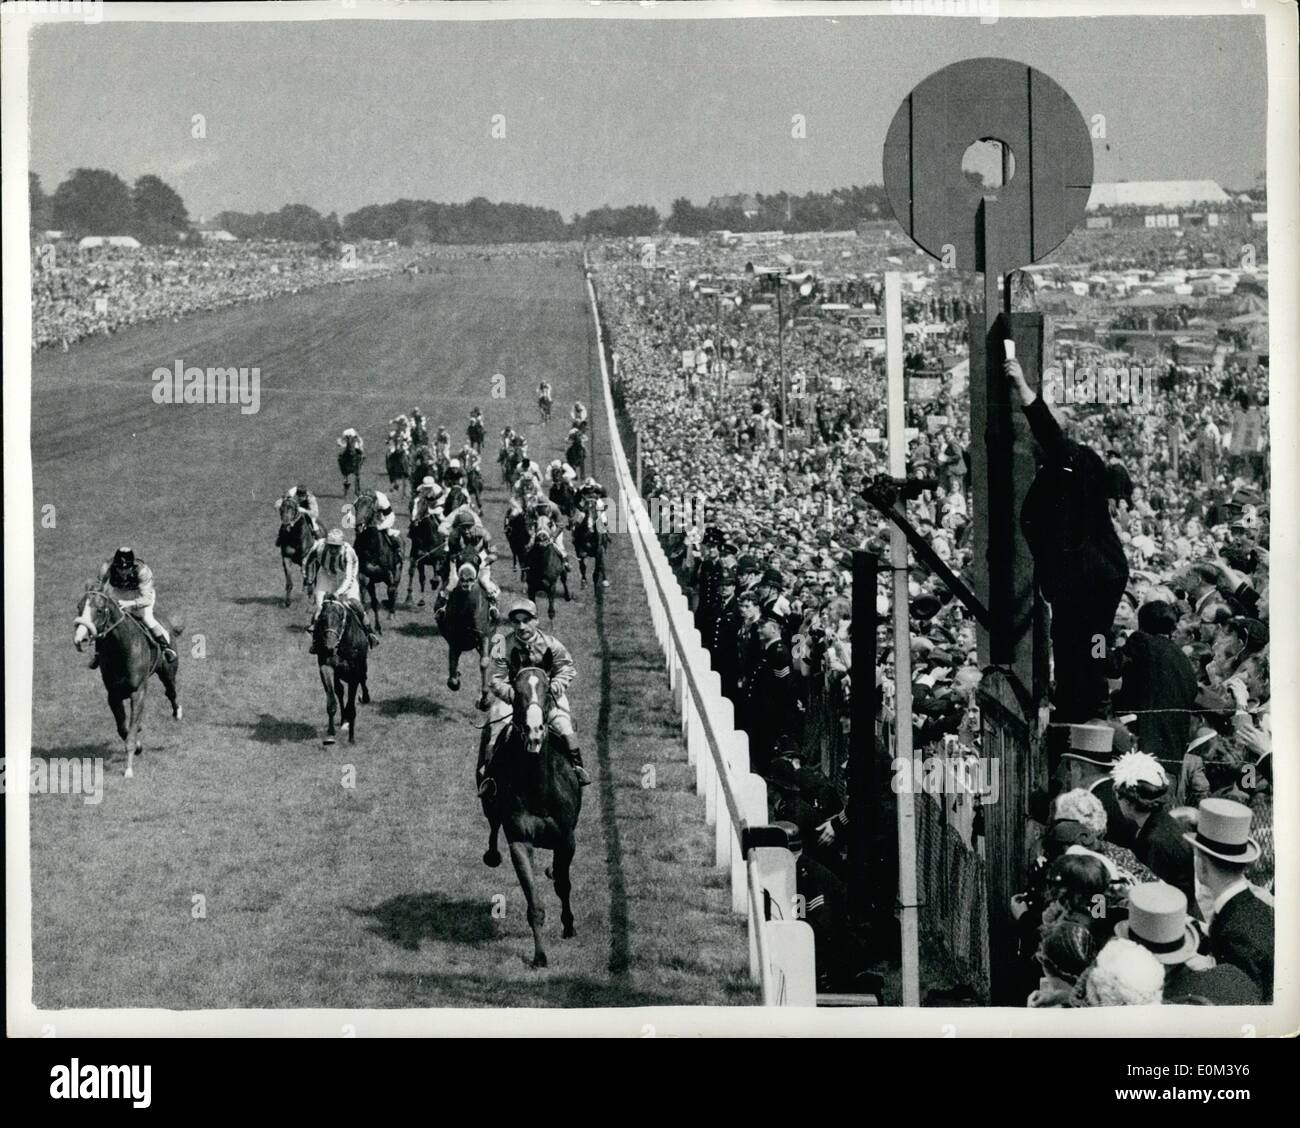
595, 218, 1272, 1002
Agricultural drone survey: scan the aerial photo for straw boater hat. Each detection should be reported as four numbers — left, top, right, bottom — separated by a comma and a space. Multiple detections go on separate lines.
1114, 883, 1201, 965
1183, 797, 1262, 866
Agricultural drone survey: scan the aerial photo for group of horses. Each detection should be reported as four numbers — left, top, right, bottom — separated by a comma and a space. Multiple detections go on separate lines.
74, 406, 597, 969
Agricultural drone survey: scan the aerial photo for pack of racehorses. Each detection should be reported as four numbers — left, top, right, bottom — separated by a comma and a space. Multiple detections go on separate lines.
75, 408, 608, 968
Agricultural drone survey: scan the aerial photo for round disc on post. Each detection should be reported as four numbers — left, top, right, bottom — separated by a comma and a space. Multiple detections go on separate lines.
882, 57, 1093, 275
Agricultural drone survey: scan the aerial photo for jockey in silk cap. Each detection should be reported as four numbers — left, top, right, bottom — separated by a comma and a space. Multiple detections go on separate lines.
443, 456, 466, 490
337, 426, 364, 453
305, 528, 379, 650
578, 475, 610, 534
538, 379, 553, 403
434, 425, 451, 460
481, 597, 591, 792
89, 547, 176, 667
275, 484, 322, 536
570, 400, 589, 430
409, 408, 428, 444
368, 488, 404, 552
438, 504, 501, 607
528, 495, 568, 561
411, 476, 444, 523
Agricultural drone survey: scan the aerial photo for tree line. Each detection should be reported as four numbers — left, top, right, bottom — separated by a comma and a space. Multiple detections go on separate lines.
31, 167, 892, 246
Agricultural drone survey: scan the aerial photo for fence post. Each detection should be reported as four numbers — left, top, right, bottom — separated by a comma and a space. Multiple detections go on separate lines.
850, 550, 880, 925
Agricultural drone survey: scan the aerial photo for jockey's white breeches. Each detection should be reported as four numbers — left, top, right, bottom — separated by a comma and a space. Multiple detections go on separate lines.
132, 606, 170, 643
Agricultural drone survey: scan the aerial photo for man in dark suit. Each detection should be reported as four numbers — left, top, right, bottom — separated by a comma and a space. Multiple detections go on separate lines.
1114, 600, 1197, 763
1186, 798, 1273, 1001
692, 532, 725, 639
710, 568, 742, 699
748, 616, 801, 774
1007, 358, 1129, 723
1116, 883, 1260, 1005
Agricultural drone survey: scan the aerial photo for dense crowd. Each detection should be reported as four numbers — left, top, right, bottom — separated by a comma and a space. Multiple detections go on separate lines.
596, 219, 1273, 1003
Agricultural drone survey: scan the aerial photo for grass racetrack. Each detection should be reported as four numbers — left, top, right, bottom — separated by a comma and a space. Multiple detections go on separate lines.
28, 254, 756, 1010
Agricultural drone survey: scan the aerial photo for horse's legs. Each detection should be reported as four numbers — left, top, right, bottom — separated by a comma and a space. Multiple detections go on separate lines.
109, 695, 129, 773
477, 643, 491, 711
157, 657, 182, 721
547, 587, 556, 622
509, 841, 548, 968
554, 833, 577, 939
561, 569, 572, 602
320, 664, 338, 743
578, 553, 588, 587
484, 812, 502, 868
447, 645, 461, 691
344, 675, 357, 743
282, 556, 294, 607
124, 687, 145, 779
367, 580, 382, 634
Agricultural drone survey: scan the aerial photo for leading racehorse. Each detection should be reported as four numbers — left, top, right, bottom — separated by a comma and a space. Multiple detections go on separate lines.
480, 664, 582, 968
277, 495, 318, 607
73, 587, 182, 778
313, 594, 371, 744
338, 433, 365, 499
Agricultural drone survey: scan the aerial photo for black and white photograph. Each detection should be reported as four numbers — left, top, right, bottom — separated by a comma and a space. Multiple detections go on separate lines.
4, 0, 1296, 1042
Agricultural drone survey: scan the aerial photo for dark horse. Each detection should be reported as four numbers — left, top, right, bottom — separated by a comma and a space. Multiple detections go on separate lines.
467, 417, 486, 454
313, 595, 370, 744
504, 505, 533, 575
481, 664, 582, 968
350, 493, 402, 632
524, 537, 572, 621
338, 435, 365, 499
466, 465, 485, 512
405, 510, 448, 606
73, 589, 182, 778
571, 496, 609, 589
277, 495, 318, 607
411, 443, 437, 489
386, 442, 412, 500
549, 475, 577, 520
435, 560, 497, 706
565, 434, 586, 479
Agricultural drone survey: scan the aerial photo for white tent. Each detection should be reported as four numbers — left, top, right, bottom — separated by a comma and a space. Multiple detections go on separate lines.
78, 235, 141, 250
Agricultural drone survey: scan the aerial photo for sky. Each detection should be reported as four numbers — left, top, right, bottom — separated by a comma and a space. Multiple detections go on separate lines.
26, 10, 1268, 222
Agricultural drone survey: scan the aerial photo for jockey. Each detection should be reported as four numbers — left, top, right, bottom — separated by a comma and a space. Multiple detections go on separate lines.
410, 408, 428, 444
433, 425, 451, 459
371, 488, 404, 552
438, 505, 501, 608
467, 407, 484, 435
411, 477, 444, 523
528, 497, 569, 562
389, 414, 412, 445
538, 379, 553, 404
577, 476, 610, 534
570, 400, 589, 430
305, 528, 379, 650
91, 547, 176, 665
275, 484, 322, 535
337, 427, 364, 453
443, 456, 466, 490
481, 598, 591, 792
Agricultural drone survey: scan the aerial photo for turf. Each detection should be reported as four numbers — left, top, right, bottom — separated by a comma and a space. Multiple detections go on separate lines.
28, 256, 756, 1010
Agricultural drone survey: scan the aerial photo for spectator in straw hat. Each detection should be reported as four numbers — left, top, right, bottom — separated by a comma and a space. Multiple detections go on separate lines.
1185, 798, 1273, 1000
1112, 751, 1196, 917
1115, 883, 1260, 1006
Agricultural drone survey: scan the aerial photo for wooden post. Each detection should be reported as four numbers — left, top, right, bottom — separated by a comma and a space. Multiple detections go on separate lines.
849, 550, 879, 926
635, 431, 643, 496
885, 271, 920, 1007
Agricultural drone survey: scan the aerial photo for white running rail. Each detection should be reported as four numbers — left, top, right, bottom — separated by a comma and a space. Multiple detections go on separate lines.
583, 257, 816, 1005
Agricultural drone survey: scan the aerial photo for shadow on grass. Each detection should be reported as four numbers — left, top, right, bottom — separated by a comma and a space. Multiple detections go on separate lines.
229, 713, 319, 744
31, 744, 110, 762
376, 969, 684, 1008
395, 621, 439, 639
351, 893, 496, 950
229, 595, 297, 608
374, 695, 444, 718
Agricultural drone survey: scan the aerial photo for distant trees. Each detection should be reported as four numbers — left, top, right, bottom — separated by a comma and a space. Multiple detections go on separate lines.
342, 197, 569, 244
664, 185, 889, 234
211, 205, 342, 243
573, 204, 661, 238
132, 174, 191, 243
30, 172, 53, 232
51, 168, 134, 236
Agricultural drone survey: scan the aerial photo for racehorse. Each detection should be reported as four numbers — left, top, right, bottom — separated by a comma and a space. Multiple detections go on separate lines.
504, 506, 532, 575
571, 495, 609, 589
466, 464, 484, 512
435, 560, 497, 706
441, 483, 470, 516
405, 509, 448, 606
480, 664, 582, 968
277, 495, 318, 607
548, 475, 577, 520
73, 588, 182, 778
467, 417, 486, 454
538, 391, 553, 424
386, 441, 412, 500
565, 434, 586, 479
524, 536, 572, 621
351, 493, 402, 632
312, 594, 370, 744
411, 443, 436, 489
338, 434, 365, 499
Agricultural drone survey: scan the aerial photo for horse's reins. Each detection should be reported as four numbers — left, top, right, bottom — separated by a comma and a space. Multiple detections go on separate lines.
77, 590, 165, 678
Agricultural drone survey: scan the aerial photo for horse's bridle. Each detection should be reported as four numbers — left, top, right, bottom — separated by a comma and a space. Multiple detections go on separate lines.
317, 597, 348, 650
74, 589, 129, 643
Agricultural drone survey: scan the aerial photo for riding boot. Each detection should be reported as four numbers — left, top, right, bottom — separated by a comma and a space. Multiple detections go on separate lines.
562, 735, 592, 786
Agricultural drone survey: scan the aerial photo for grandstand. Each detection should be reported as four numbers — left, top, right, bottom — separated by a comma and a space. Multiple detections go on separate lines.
1086, 180, 1230, 210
